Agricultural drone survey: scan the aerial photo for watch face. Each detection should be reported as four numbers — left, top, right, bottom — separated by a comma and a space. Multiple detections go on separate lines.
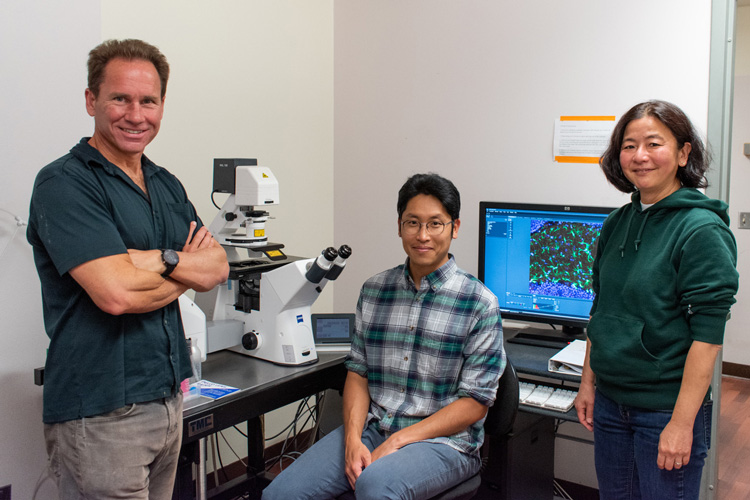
164, 249, 179, 266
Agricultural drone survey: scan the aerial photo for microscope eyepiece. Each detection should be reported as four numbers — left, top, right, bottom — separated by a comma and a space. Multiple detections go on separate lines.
337, 244, 352, 259
322, 246, 338, 261
305, 247, 339, 284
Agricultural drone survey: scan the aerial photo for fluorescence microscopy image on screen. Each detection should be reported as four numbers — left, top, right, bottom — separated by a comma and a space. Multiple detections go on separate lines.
528, 220, 602, 300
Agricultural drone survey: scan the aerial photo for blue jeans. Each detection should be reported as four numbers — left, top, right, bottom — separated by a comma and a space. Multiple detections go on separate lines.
262, 423, 480, 500
593, 389, 711, 500
44, 391, 183, 500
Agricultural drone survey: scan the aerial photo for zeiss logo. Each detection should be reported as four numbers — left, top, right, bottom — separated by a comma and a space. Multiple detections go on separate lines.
296, 315, 304, 324
188, 414, 214, 437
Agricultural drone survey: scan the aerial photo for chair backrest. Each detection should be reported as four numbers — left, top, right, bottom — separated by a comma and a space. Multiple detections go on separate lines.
483, 359, 519, 436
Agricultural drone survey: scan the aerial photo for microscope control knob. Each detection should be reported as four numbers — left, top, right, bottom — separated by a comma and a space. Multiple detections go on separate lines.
225, 212, 237, 221
242, 331, 259, 351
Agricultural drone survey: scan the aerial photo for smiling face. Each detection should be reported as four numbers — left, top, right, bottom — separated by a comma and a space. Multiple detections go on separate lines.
85, 58, 164, 166
398, 193, 460, 284
619, 116, 691, 204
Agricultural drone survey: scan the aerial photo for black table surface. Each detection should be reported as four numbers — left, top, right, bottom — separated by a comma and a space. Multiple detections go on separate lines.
181, 350, 348, 444
180, 333, 581, 441
504, 335, 582, 422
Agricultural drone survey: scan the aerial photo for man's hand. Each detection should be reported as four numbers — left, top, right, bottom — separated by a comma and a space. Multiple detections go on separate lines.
182, 221, 216, 253
370, 436, 401, 463
126, 222, 217, 274
344, 440, 372, 489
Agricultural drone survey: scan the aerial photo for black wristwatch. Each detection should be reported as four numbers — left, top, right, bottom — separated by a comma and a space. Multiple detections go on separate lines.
161, 249, 179, 278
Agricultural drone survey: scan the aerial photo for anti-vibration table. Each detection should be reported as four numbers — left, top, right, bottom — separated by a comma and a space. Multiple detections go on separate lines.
174, 350, 348, 500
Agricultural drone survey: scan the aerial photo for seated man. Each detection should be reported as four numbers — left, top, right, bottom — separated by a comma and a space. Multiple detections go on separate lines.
262, 173, 505, 500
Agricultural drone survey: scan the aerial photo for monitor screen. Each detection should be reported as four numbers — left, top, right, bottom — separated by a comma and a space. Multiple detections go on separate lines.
311, 313, 355, 345
478, 201, 614, 346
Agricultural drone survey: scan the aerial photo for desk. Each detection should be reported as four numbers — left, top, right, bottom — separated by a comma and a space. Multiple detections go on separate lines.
480, 334, 586, 499
175, 350, 348, 500
504, 338, 581, 422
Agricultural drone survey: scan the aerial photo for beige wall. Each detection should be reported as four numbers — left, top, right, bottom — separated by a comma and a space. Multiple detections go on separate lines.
332, 0, 712, 318
1, 0, 745, 497
100, 0, 335, 471
331, 0, 714, 489
726, 6, 750, 365
102, 0, 336, 299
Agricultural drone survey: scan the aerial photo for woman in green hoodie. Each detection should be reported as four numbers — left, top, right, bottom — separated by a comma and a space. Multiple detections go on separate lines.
574, 100, 739, 500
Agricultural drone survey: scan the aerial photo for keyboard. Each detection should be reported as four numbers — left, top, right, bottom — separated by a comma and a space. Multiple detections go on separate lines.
519, 381, 577, 413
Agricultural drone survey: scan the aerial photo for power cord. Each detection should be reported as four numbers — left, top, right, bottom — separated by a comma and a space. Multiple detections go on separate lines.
264, 394, 322, 473
553, 479, 575, 499
31, 465, 54, 500
208, 394, 325, 491
0, 208, 27, 261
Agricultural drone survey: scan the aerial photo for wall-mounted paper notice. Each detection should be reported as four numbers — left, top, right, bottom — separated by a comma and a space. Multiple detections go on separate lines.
553, 116, 616, 164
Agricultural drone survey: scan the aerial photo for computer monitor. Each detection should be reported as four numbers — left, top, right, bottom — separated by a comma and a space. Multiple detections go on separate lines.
478, 201, 614, 348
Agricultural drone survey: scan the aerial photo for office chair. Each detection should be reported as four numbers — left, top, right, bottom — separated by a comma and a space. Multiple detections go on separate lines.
427, 360, 519, 500
336, 361, 519, 500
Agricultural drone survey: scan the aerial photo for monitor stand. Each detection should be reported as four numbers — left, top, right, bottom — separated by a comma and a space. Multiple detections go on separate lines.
506, 325, 585, 350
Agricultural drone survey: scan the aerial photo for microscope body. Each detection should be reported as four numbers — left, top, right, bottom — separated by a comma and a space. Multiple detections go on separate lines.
222, 259, 321, 365
192, 162, 350, 366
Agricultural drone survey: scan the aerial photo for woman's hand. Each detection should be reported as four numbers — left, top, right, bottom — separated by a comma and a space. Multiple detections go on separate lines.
657, 420, 693, 470
575, 338, 596, 431
574, 380, 595, 431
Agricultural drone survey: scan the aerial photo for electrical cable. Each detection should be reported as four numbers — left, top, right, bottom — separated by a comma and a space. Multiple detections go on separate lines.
0, 208, 26, 226
307, 391, 326, 449
265, 404, 307, 471
219, 430, 248, 468
211, 191, 222, 210
264, 396, 320, 472
31, 465, 54, 500
211, 433, 220, 487
264, 395, 315, 442
0, 208, 27, 261
553, 479, 575, 499
215, 432, 230, 483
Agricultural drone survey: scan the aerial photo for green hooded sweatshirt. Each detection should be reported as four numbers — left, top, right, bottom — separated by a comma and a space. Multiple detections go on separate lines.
588, 188, 738, 410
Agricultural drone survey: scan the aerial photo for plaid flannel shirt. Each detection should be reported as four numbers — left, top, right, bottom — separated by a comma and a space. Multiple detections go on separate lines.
345, 256, 505, 457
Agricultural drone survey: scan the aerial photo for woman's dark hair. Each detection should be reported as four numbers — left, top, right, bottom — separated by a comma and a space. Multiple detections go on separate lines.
599, 100, 711, 193
397, 173, 461, 220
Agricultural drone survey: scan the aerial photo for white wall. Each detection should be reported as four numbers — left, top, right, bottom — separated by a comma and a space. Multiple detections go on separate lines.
0, 2, 100, 498
0, 1, 333, 497
99, 0, 336, 478
1, 0, 745, 497
726, 6, 750, 365
332, 0, 712, 316
100, 0, 335, 279
331, 0, 715, 490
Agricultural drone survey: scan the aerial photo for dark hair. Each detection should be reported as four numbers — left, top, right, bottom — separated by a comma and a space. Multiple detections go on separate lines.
87, 39, 170, 98
599, 100, 711, 193
397, 173, 461, 220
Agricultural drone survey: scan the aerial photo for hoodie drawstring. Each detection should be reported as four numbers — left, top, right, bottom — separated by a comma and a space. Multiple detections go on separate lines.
634, 211, 650, 252
619, 210, 635, 257
619, 209, 650, 257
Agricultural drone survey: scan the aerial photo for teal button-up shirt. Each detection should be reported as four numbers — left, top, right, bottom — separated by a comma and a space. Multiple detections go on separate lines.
28, 138, 198, 423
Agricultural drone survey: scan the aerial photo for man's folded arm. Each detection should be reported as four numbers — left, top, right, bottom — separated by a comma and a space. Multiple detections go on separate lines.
69, 253, 190, 315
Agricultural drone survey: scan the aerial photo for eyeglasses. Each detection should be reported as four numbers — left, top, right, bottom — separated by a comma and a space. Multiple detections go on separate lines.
401, 219, 454, 236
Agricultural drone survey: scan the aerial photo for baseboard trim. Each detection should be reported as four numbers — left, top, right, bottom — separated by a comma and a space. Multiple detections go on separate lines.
722, 362, 750, 379
555, 479, 599, 500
